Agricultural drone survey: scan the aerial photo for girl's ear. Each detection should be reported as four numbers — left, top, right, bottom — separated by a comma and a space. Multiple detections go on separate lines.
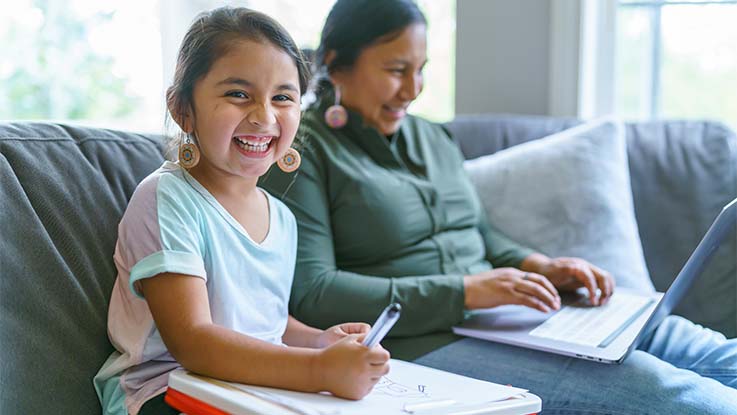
167, 95, 194, 133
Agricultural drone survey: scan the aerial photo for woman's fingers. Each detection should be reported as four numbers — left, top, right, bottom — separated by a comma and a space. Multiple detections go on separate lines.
565, 264, 600, 305
523, 272, 560, 302
592, 265, 615, 304
514, 278, 560, 312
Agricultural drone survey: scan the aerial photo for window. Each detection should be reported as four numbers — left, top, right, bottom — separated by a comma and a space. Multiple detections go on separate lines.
615, 0, 737, 127
245, 0, 456, 122
0, 0, 164, 132
1, 0, 455, 132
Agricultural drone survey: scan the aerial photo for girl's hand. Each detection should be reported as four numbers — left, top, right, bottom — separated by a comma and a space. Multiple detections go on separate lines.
317, 322, 370, 348
463, 268, 561, 312
536, 257, 615, 306
316, 334, 390, 400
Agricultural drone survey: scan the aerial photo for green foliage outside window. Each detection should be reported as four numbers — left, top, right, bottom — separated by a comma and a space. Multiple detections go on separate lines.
0, 0, 139, 121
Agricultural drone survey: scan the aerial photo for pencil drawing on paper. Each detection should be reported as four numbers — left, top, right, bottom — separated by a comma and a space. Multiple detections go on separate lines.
372, 377, 430, 399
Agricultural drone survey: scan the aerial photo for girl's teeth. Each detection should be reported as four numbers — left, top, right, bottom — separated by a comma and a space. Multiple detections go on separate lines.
234, 137, 271, 152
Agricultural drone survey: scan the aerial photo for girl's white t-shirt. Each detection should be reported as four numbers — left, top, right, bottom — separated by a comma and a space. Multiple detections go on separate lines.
94, 161, 297, 415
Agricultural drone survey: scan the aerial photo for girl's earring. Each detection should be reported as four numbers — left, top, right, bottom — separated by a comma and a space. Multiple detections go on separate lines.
277, 147, 301, 173
324, 84, 348, 129
179, 133, 200, 169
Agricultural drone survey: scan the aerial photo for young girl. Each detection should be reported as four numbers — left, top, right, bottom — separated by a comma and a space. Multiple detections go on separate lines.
94, 7, 390, 415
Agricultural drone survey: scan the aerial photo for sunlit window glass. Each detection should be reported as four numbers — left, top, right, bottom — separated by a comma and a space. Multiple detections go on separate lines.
615, 0, 737, 129
0, 0, 163, 132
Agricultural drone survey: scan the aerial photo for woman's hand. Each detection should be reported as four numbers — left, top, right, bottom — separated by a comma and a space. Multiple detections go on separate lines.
316, 335, 390, 400
523, 254, 615, 306
316, 322, 371, 348
463, 268, 561, 312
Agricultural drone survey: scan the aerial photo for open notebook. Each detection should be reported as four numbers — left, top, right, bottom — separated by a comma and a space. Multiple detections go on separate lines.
166, 359, 542, 415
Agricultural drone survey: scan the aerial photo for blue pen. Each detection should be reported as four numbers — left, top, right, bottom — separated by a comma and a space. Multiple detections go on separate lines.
362, 303, 402, 348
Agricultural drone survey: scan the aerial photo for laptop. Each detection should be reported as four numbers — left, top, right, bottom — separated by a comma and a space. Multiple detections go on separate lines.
453, 197, 737, 364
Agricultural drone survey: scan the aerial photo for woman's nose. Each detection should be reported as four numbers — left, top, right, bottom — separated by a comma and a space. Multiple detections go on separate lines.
399, 72, 422, 101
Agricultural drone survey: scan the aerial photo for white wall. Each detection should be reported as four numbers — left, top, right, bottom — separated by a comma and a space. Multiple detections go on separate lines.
455, 0, 552, 115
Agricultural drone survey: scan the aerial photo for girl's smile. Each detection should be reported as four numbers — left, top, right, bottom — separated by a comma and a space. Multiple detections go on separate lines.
233, 135, 278, 159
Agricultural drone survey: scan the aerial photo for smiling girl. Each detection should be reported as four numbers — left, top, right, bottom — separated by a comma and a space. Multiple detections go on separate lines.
94, 7, 389, 415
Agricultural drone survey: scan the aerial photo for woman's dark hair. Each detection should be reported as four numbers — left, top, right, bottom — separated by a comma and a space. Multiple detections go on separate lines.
313, 0, 426, 97
166, 7, 310, 130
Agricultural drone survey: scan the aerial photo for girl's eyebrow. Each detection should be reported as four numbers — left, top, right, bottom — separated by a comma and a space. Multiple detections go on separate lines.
216, 77, 298, 92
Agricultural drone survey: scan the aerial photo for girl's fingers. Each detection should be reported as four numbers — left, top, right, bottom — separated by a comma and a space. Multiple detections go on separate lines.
341, 322, 371, 334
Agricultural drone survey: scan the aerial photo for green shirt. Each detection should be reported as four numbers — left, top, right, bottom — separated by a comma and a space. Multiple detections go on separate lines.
260, 103, 534, 359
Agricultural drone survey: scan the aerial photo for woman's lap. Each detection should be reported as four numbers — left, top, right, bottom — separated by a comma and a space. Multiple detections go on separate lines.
413, 316, 737, 414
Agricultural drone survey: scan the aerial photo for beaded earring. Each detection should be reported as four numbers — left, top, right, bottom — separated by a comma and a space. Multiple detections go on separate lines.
277, 147, 301, 173
178, 133, 200, 169
324, 84, 348, 129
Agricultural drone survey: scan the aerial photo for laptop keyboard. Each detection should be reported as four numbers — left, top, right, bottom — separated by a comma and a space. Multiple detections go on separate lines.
528, 292, 654, 348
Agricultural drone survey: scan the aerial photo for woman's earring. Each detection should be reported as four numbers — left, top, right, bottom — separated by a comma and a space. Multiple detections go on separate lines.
178, 133, 200, 169
277, 147, 301, 173
324, 85, 348, 129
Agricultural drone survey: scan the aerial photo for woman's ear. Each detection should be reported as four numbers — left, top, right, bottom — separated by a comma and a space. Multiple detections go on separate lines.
324, 50, 343, 83
324, 50, 337, 67
167, 94, 193, 133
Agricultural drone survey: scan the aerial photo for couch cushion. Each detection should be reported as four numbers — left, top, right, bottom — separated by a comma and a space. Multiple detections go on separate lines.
447, 115, 737, 337
463, 119, 654, 292
626, 121, 737, 337
445, 114, 581, 160
0, 123, 165, 414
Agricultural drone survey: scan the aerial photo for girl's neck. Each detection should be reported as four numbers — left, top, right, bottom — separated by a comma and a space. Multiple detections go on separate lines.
186, 161, 259, 202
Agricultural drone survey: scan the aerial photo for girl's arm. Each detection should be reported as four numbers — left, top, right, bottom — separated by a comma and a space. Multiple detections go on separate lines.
140, 273, 389, 399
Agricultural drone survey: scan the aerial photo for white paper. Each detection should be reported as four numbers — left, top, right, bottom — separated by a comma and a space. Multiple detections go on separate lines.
229, 359, 526, 415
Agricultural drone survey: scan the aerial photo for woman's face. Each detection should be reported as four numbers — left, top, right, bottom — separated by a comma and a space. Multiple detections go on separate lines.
332, 24, 427, 135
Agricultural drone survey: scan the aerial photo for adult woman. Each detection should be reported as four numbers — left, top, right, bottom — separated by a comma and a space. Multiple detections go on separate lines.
261, 0, 737, 412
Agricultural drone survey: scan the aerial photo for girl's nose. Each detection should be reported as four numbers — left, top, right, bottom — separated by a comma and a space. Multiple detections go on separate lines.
247, 103, 277, 126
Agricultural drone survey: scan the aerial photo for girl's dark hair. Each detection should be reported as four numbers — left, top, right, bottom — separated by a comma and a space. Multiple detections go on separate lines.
312, 0, 426, 98
166, 7, 310, 130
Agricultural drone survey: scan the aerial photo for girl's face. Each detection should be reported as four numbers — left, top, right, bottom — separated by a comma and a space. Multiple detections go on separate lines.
187, 39, 301, 181
331, 24, 427, 136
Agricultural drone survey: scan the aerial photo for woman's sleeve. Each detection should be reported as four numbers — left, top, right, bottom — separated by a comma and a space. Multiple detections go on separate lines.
477, 212, 536, 269
261, 150, 466, 337
442, 125, 536, 270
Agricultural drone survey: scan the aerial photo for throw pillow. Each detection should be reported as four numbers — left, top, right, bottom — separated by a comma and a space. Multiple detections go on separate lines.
464, 119, 655, 292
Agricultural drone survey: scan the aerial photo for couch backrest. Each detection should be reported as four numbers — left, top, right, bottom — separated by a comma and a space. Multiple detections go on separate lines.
0, 123, 165, 414
446, 115, 737, 337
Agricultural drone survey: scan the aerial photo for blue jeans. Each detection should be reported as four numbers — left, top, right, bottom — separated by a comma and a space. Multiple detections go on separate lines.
413, 316, 737, 414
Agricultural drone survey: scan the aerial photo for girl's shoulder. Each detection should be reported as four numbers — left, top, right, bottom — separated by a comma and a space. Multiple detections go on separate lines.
123, 161, 198, 220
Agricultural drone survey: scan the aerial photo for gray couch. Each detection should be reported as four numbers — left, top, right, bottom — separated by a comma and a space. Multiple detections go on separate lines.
1, 116, 735, 414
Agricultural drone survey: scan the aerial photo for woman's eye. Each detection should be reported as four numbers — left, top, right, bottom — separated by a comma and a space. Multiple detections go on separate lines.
226, 91, 248, 99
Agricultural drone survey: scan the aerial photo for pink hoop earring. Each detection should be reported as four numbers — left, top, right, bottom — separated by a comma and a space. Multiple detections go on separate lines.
277, 147, 301, 173
178, 133, 200, 169
324, 85, 348, 129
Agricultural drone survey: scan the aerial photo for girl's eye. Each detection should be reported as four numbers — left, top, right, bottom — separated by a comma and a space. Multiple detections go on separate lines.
273, 94, 294, 102
226, 91, 248, 99
388, 68, 405, 75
